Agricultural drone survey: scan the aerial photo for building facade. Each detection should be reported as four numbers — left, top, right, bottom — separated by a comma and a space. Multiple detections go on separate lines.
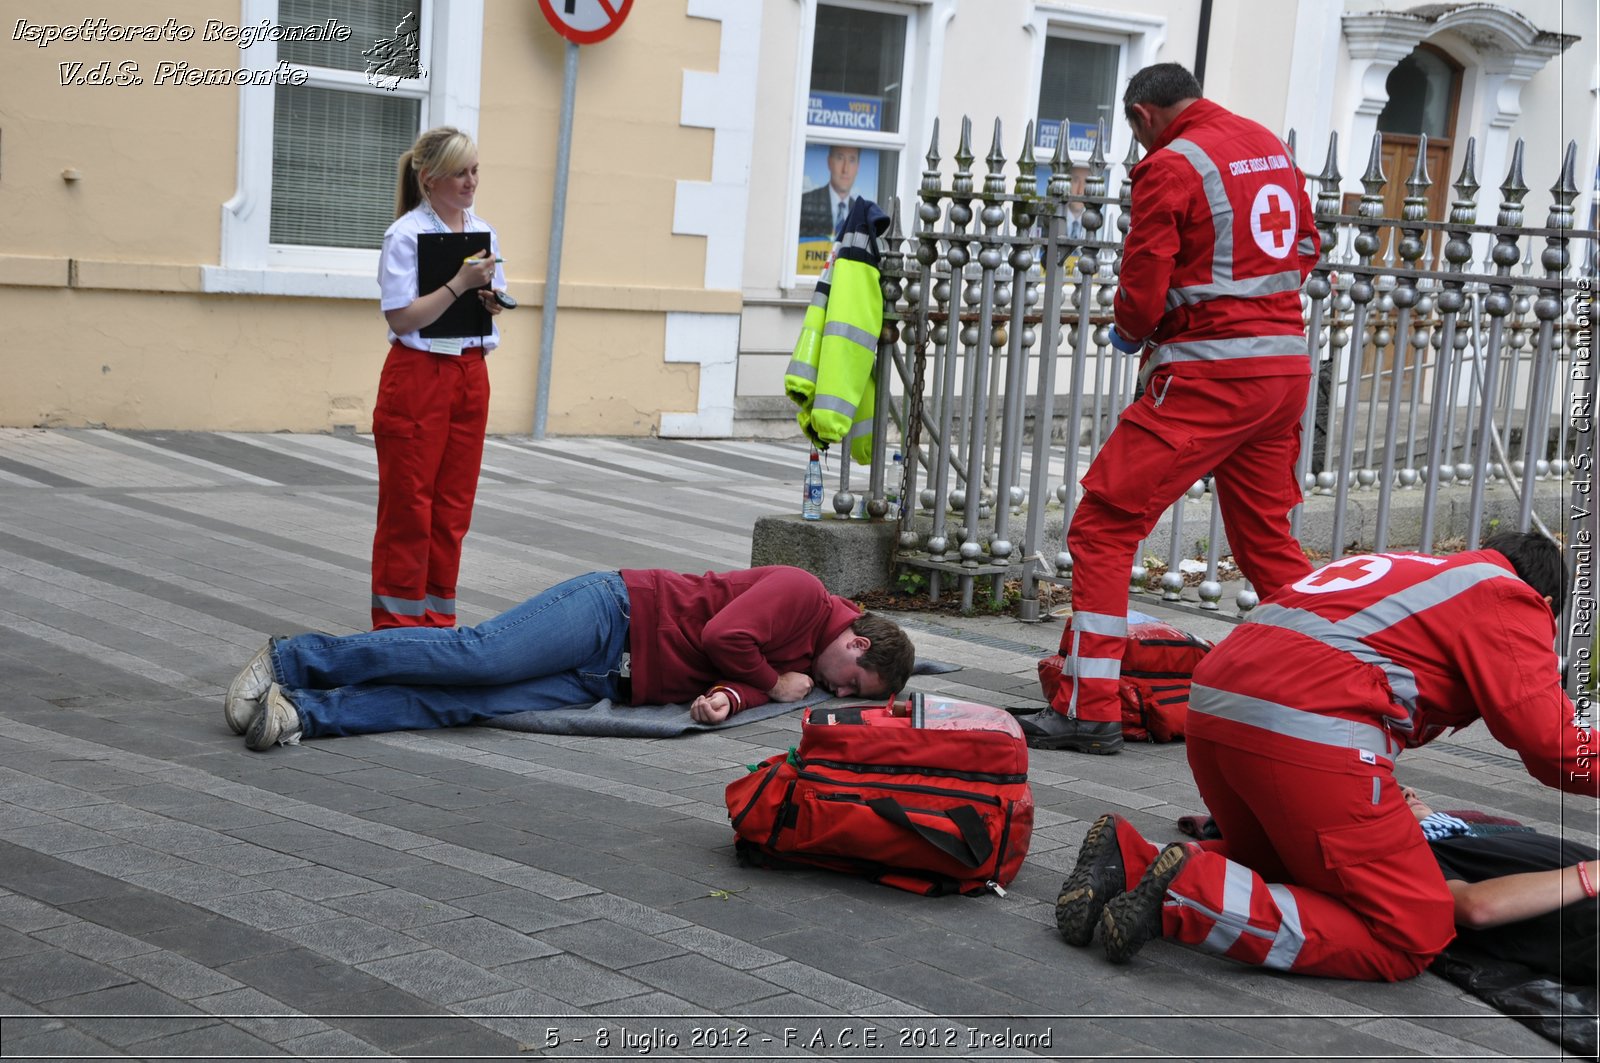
0, 0, 1591, 435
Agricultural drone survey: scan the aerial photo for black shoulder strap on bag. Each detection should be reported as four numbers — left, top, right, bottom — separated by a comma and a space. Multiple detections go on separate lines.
865, 797, 993, 869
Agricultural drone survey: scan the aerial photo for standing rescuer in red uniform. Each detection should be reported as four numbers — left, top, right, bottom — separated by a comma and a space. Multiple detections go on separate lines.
1018, 63, 1320, 754
372, 127, 508, 630
1054, 532, 1596, 981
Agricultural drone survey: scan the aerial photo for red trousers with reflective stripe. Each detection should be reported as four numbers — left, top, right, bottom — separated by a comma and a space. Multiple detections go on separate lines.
1051, 370, 1312, 722
370, 344, 490, 630
1115, 723, 1456, 981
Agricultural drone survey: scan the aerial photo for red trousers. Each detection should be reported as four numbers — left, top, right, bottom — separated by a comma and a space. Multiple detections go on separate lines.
1051, 370, 1313, 722
1112, 723, 1456, 980
370, 344, 490, 629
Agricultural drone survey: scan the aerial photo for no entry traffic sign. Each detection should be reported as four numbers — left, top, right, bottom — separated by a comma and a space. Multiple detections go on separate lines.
537, 0, 633, 45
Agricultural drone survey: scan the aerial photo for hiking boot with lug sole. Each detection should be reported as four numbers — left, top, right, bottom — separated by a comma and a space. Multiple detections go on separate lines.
1101, 842, 1189, 964
245, 683, 303, 752
225, 642, 275, 735
1055, 813, 1127, 946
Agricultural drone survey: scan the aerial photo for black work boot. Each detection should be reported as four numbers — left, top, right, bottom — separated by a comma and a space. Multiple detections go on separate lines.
1015, 710, 1124, 754
1055, 813, 1127, 946
1100, 843, 1190, 964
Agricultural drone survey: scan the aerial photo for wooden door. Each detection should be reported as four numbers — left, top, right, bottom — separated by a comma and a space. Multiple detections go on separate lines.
1354, 135, 1452, 393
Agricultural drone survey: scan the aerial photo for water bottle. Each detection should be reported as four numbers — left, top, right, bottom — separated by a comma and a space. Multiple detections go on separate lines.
886, 452, 903, 518
802, 449, 823, 520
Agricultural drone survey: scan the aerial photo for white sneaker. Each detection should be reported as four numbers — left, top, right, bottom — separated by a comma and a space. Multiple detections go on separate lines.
245, 683, 303, 752
225, 642, 276, 735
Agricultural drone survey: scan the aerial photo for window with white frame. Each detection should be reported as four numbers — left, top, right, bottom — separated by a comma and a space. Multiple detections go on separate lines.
207, 0, 482, 297
1037, 36, 1120, 153
271, 0, 425, 249
795, 1, 910, 279
1026, 5, 1166, 192
1033, 33, 1124, 200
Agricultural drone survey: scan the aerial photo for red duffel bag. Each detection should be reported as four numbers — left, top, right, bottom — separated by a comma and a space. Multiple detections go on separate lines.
724, 695, 1033, 896
1037, 610, 1212, 742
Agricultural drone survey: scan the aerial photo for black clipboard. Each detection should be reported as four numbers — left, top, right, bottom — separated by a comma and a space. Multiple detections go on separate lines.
417, 231, 493, 339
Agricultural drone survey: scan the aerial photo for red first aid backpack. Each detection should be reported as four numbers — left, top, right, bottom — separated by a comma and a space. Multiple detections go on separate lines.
1037, 610, 1212, 742
724, 695, 1034, 895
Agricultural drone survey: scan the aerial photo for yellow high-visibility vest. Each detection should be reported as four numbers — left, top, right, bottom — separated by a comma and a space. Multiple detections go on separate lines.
784, 198, 888, 465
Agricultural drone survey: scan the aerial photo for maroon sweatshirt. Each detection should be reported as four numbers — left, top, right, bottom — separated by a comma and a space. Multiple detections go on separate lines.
620, 566, 862, 712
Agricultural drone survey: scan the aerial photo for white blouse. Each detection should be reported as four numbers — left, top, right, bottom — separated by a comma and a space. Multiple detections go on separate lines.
378, 204, 505, 353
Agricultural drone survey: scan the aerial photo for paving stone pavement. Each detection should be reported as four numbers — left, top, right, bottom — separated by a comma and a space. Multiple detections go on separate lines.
0, 426, 1586, 1061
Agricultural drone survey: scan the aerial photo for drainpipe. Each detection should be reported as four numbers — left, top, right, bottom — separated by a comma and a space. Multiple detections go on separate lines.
1193, 0, 1213, 89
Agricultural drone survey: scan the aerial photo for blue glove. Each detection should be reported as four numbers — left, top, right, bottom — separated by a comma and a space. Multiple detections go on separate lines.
1107, 327, 1143, 354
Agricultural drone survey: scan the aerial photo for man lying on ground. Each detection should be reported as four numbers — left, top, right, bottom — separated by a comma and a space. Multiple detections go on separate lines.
1161, 787, 1597, 984
223, 566, 915, 752
1403, 787, 1597, 984
1053, 531, 1593, 980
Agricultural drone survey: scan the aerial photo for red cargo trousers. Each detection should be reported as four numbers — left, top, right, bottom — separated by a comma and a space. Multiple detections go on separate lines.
1050, 370, 1313, 723
1110, 722, 1456, 980
370, 343, 490, 629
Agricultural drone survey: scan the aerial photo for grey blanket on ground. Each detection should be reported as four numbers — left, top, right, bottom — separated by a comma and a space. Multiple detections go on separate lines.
479, 658, 961, 738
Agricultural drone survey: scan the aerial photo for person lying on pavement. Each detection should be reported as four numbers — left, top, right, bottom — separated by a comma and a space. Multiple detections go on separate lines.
223, 565, 915, 752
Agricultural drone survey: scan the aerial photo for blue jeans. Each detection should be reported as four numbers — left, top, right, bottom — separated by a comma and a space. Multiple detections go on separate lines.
270, 571, 630, 738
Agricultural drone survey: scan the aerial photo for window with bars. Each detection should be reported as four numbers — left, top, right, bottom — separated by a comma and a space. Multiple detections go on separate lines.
268, 0, 425, 250
210, 0, 480, 296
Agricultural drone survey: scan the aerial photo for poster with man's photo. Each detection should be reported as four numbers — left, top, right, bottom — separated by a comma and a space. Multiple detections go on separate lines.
796, 143, 881, 277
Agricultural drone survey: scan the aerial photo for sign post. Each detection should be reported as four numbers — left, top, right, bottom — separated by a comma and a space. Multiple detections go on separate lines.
532, 0, 633, 439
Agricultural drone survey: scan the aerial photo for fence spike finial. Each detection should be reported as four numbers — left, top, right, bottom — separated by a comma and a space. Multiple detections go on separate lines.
1442, 162, 1475, 270
921, 118, 944, 199
1285, 127, 1297, 163
1121, 135, 1141, 174
1499, 138, 1528, 204
1551, 139, 1580, 204
1116, 124, 1138, 239
1494, 139, 1528, 234
1446, 137, 1479, 241
952, 116, 975, 198
1015, 121, 1038, 199
1540, 140, 1580, 276
1050, 117, 1072, 174
1452, 136, 1478, 204
1361, 131, 1387, 194
1088, 117, 1109, 175
984, 118, 1008, 197
1318, 130, 1342, 186
1405, 134, 1431, 197
1313, 130, 1342, 245
1394, 133, 1431, 267
1356, 132, 1388, 227
1485, 139, 1528, 282
1046, 121, 1072, 198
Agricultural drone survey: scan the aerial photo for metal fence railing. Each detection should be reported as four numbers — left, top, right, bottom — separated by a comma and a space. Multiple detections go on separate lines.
831, 117, 1595, 640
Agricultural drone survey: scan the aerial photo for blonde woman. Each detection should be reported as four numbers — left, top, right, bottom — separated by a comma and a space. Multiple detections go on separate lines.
371, 126, 506, 630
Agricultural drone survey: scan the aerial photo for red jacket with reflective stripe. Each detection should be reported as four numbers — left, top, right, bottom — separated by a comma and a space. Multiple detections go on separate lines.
1115, 99, 1319, 379
1191, 549, 1595, 796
